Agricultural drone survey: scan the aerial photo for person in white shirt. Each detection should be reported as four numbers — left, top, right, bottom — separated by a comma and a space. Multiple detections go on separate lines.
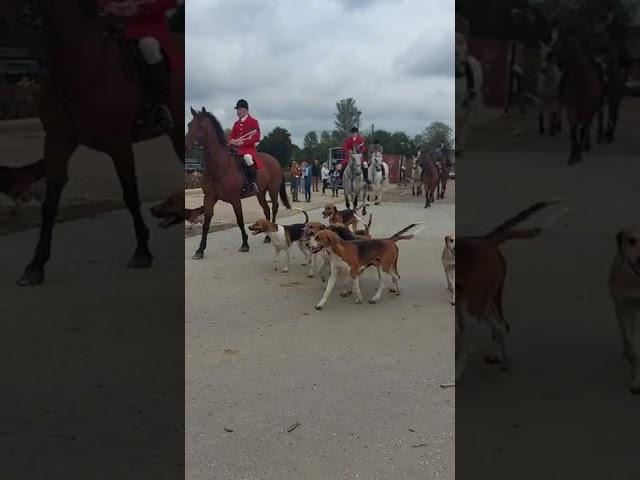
321, 162, 330, 194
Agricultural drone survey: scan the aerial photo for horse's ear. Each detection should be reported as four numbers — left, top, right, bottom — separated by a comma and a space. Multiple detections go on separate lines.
190, 106, 197, 116
201, 107, 206, 113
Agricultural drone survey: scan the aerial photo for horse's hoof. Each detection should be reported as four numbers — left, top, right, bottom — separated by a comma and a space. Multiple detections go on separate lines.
192, 251, 204, 260
484, 354, 501, 364
263, 237, 271, 244
315, 305, 323, 311
17, 268, 44, 287
127, 251, 153, 269
239, 245, 250, 253
375, 202, 380, 206
369, 298, 377, 304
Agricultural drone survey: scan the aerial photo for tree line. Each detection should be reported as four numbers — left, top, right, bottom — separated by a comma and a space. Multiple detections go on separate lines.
257, 98, 453, 168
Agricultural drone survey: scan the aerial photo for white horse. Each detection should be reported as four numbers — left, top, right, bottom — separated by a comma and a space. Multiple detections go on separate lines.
537, 32, 562, 136
367, 151, 389, 205
342, 151, 367, 211
455, 32, 483, 156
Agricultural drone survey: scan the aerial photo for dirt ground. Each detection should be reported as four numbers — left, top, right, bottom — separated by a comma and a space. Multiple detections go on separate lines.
185, 188, 455, 479
456, 99, 640, 479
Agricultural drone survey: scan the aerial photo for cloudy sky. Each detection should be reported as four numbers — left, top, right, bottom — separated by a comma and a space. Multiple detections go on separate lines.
186, 0, 454, 146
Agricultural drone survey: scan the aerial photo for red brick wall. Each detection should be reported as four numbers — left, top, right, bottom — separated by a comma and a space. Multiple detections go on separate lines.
382, 154, 404, 184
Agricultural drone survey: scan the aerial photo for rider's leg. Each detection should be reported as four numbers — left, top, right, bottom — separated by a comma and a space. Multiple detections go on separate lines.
465, 60, 475, 97
139, 36, 173, 129
243, 154, 258, 194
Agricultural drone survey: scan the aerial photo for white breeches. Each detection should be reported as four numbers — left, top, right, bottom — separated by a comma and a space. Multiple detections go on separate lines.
138, 37, 164, 65
243, 154, 254, 166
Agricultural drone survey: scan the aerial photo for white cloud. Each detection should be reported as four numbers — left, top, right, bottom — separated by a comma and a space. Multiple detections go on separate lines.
186, 0, 454, 146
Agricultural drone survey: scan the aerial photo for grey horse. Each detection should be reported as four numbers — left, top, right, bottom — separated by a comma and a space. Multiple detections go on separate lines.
342, 152, 367, 211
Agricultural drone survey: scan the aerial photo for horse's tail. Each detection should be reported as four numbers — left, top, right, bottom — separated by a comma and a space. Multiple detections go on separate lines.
279, 174, 291, 209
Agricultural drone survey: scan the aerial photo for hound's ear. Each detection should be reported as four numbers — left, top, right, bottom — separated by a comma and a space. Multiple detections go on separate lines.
616, 230, 627, 256
190, 106, 197, 116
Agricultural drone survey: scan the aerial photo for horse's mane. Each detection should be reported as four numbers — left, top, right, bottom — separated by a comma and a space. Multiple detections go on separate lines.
202, 111, 228, 146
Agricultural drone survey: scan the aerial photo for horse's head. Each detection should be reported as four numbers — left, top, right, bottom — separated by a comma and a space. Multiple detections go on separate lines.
350, 152, 362, 166
187, 106, 211, 153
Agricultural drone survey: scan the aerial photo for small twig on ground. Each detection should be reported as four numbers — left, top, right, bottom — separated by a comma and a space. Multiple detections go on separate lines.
440, 382, 455, 389
411, 443, 428, 448
223, 428, 233, 433
287, 422, 300, 433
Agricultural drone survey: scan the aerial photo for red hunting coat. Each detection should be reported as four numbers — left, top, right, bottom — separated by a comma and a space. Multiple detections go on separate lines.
341, 134, 366, 167
101, 0, 184, 72
229, 115, 263, 168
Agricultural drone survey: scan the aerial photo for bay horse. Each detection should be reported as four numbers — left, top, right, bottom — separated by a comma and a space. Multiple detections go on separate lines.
598, 40, 626, 144
185, 107, 290, 258
553, 29, 601, 165
419, 151, 439, 208
434, 156, 451, 200
16, 0, 185, 286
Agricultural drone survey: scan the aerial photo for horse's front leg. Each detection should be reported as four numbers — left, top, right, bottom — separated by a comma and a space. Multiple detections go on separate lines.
193, 193, 218, 259
18, 136, 76, 286
231, 200, 250, 252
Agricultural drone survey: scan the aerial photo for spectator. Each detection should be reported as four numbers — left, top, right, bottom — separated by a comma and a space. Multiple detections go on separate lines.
290, 161, 301, 202
321, 162, 330, 195
330, 164, 341, 197
312, 159, 321, 192
299, 161, 306, 195
303, 161, 313, 202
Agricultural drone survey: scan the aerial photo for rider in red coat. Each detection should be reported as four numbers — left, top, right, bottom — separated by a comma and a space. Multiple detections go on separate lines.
102, 0, 184, 129
228, 99, 262, 195
341, 127, 366, 168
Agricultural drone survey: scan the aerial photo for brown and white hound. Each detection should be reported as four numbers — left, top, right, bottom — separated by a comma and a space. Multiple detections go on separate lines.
309, 223, 418, 310
609, 227, 640, 394
455, 199, 563, 381
322, 203, 365, 232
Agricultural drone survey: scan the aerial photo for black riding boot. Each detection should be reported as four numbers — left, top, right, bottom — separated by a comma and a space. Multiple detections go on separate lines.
148, 60, 173, 130
245, 164, 258, 195
465, 60, 476, 99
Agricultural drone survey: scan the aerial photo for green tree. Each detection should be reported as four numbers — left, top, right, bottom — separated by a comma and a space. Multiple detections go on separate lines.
257, 127, 294, 168
302, 130, 321, 162
420, 122, 453, 150
334, 98, 362, 138
303, 131, 318, 151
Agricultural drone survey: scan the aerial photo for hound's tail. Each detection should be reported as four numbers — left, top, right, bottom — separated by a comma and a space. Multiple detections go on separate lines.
292, 207, 309, 224
389, 222, 421, 240
483, 198, 564, 245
